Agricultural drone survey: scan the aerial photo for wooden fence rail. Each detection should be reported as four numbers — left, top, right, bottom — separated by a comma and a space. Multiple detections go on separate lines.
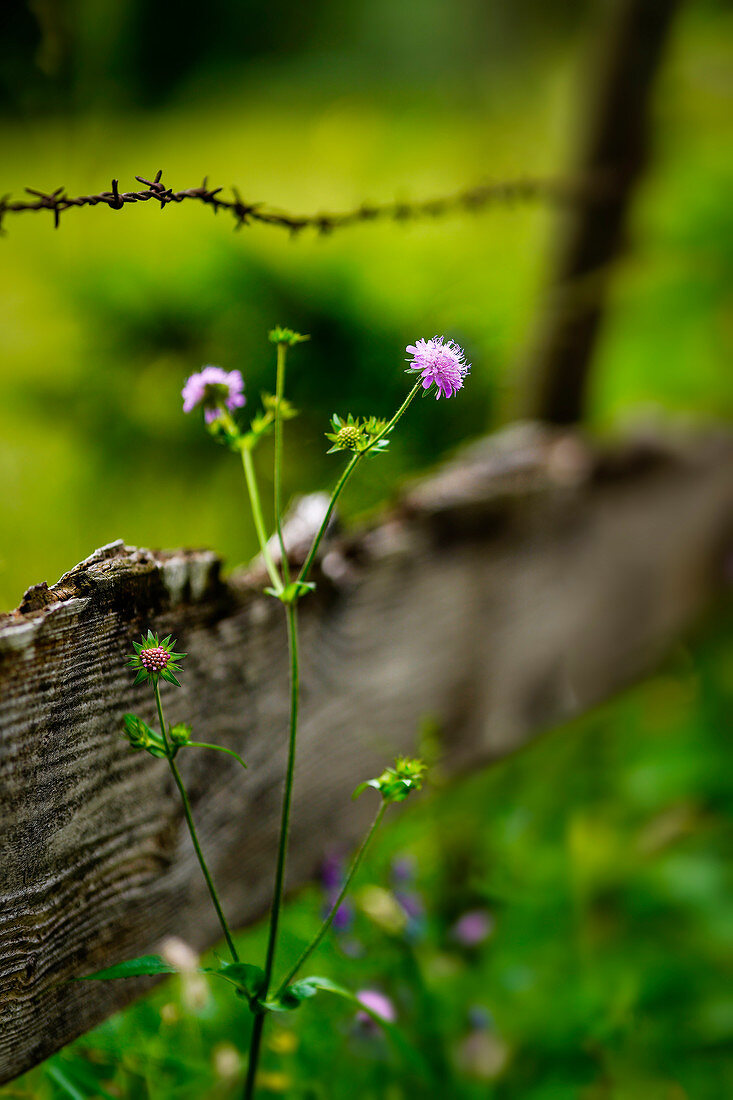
1, 423, 731, 1083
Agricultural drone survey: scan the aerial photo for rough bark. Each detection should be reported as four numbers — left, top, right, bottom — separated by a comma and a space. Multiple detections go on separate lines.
0, 424, 731, 1083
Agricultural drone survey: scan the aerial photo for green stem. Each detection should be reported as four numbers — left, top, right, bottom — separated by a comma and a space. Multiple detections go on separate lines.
364, 380, 423, 454
241, 444, 283, 594
154, 682, 239, 964
275, 800, 387, 997
244, 601, 300, 1099
297, 452, 360, 585
186, 742, 248, 771
298, 382, 422, 586
273, 343, 291, 586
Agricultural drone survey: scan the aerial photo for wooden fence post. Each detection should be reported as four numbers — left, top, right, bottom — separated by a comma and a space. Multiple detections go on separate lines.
520, 0, 682, 424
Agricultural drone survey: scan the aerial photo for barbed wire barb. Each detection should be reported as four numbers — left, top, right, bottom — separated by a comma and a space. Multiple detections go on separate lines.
0, 168, 608, 238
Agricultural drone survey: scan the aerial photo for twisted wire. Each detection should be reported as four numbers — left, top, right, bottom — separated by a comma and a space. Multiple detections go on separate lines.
0, 168, 609, 236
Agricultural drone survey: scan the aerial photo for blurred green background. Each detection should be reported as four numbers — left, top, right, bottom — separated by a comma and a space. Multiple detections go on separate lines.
0, 0, 731, 610
1, 1, 731, 1097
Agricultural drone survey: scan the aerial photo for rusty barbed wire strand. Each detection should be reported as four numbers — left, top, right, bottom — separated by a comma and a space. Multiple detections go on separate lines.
0, 168, 610, 237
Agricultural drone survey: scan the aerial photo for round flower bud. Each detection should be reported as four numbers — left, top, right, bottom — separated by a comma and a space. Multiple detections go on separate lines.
336, 424, 361, 449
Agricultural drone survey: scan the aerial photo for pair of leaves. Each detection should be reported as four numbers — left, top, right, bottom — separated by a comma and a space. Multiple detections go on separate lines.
76, 955, 265, 1009
264, 580, 316, 604
78, 958, 427, 1078
214, 962, 266, 1010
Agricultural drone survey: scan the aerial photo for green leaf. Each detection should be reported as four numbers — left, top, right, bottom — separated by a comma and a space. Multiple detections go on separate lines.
76, 955, 177, 980
214, 962, 267, 1008
169, 722, 192, 746
279, 580, 316, 604
352, 778, 380, 800
276, 976, 323, 1009
46, 1062, 88, 1100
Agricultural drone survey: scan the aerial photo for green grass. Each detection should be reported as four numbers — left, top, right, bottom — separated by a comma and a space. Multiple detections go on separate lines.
5, 618, 731, 1099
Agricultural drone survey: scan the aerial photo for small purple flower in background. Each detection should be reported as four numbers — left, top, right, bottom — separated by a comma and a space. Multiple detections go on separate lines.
182, 365, 246, 424
320, 853, 354, 934
406, 336, 470, 399
467, 1005, 494, 1031
451, 908, 494, 947
320, 852, 343, 892
390, 853, 417, 885
390, 852, 426, 941
355, 989, 396, 1033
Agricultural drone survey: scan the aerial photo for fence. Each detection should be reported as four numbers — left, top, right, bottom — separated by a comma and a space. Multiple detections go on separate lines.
1, 424, 731, 1082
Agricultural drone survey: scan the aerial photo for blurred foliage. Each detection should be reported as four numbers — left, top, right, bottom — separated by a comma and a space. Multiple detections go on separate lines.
5, 618, 731, 1098
0, 5, 731, 1092
0, 3, 731, 609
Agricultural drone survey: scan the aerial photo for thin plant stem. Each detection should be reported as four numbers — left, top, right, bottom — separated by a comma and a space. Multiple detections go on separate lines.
243, 601, 300, 1099
186, 742, 248, 771
298, 382, 422, 585
154, 681, 239, 963
273, 342, 291, 585
241, 444, 283, 594
275, 800, 387, 997
46, 1063, 86, 1100
244, 382, 421, 1098
297, 452, 360, 585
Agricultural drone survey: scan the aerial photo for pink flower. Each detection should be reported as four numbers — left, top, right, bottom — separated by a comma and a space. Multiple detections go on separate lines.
405, 336, 470, 399
182, 365, 246, 424
451, 909, 494, 947
355, 989, 396, 1029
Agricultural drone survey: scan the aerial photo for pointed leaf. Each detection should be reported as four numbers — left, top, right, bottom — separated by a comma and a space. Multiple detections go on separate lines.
76, 955, 177, 980
214, 962, 267, 1007
352, 778, 380, 800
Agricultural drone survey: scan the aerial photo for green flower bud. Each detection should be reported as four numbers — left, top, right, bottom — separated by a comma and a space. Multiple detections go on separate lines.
169, 722, 192, 746
121, 714, 168, 758
336, 424, 361, 449
353, 756, 426, 804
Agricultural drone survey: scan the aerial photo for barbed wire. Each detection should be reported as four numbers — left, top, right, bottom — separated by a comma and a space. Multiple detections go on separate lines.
0, 168, 610, 237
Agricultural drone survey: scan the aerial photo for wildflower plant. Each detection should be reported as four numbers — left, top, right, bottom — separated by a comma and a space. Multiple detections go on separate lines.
87, 329, 470, 1097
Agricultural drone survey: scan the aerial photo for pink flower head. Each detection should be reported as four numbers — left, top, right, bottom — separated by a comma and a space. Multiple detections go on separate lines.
139, 646, 172, 673
182, 365, 246, 424
406, 336, 470, 399
355, 989, 396, 1029
451, 909, 494, 947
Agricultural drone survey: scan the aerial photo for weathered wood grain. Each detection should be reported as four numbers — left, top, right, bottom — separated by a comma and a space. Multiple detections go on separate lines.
0, 425, 731, 1083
